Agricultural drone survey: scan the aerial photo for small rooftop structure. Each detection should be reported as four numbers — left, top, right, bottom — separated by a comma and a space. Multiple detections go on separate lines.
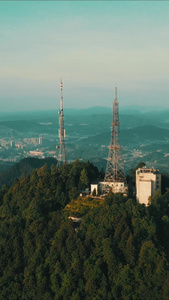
68, 216, 81, 223
91, 183, 99, 195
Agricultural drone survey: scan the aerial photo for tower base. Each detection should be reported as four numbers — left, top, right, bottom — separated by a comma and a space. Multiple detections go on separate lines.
100, 181, 128, 195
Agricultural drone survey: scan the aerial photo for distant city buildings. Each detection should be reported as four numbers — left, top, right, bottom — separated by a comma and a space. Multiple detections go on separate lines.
136, 167, 161, 205
29, 151, 45, 158
10, 141, 15, 149
24, 136, 43, 146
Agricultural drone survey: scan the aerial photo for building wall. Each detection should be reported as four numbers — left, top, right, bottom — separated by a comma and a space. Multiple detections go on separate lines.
137, 180, 152, 205
136, 167, 161, 205
100, 181, 128, 194
91, 184, 99, 195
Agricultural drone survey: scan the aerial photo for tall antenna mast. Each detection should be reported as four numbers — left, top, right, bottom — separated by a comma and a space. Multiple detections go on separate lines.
104, 87, 126, 186
57, 79, 66, 166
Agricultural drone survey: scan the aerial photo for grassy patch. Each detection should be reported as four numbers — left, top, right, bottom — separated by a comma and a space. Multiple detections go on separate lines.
63, 196, 105, 218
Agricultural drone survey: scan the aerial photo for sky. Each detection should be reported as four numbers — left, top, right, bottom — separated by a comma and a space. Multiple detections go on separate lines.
0, 1, 169, 111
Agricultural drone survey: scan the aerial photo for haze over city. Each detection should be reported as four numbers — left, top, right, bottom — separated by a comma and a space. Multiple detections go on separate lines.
1, 1, 169, 111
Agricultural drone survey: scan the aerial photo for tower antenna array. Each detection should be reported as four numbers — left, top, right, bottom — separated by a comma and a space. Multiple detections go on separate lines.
57, 79, 66, 166
104, 87, 126, 185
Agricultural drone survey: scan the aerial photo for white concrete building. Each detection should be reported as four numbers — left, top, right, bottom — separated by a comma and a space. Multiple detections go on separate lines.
91, 184, 99, 195
136, 167, 161, 206
100, 181, 128, 195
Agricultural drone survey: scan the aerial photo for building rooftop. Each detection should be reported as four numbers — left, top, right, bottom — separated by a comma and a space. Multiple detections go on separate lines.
137, 167, 160, 175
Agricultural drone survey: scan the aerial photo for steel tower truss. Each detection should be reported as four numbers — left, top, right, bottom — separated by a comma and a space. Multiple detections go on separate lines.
57, 80, 66, 166
104, 87, 126, 183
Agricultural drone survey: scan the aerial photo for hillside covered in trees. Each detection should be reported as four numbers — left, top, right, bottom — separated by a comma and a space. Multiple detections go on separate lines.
0, 157, 57, 189
0, 160, 169, 299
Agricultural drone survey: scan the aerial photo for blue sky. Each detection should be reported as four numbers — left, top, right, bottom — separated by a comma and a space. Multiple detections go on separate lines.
0, 1, 169, 111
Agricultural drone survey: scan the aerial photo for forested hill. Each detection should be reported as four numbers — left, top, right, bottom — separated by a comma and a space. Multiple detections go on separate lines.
0, 157, 57, 189
0, 161, 169, 299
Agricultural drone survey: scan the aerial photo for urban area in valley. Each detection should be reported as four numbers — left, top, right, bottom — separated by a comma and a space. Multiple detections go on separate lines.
1, 105, 169, 174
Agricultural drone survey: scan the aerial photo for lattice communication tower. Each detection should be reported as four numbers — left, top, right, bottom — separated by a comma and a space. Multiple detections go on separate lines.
104, 87, 126, 183
57, 80, 66, 166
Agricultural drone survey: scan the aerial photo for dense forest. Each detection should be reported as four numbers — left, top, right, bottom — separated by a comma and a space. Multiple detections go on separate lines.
0, 160, 169, 299
0, 157, 57, 189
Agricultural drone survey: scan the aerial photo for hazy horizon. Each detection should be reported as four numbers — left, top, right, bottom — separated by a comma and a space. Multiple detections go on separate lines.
0, 104, 168, 115
1, 1, 169, 111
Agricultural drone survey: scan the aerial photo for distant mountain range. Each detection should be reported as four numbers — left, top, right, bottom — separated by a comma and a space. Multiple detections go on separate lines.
1, 107, 169, 175
77, 125, 169, 147
0, 105, 169, 120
